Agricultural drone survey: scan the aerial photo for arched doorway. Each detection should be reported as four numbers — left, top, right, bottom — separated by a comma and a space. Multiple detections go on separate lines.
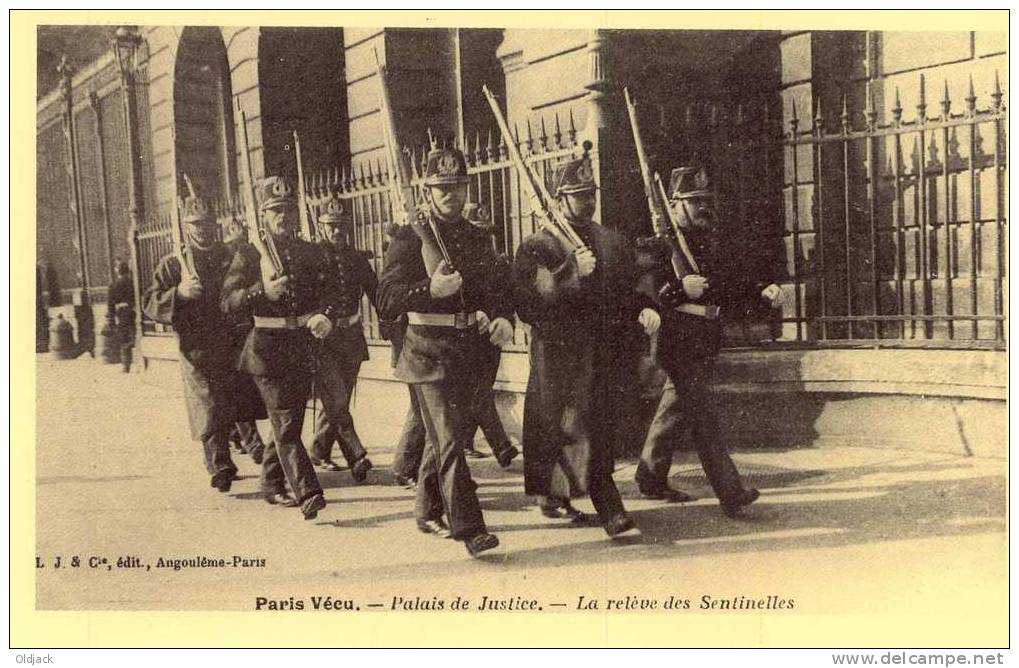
173, 26, 236, 204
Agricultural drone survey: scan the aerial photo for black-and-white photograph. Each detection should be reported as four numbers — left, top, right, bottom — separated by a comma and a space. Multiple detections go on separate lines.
23, 11, 1008, 648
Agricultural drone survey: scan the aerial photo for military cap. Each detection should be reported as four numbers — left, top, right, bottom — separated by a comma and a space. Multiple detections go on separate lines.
317, 196, 353, 226
551, 156, 597, 197
181, 192, 215, 225
463, 202, 494, 233
669, 166, 713, 200
423, 147, 469, 186
383, 221, 401, 239
257, 175, 296, 211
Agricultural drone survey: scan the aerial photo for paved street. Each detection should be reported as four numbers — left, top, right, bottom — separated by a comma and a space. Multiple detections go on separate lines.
33, 355, 1007, 643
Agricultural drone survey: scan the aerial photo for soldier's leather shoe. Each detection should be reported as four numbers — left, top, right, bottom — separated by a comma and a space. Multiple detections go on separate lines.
394, 474, 417, 490
604, 513, 638, 537
416, 518, 451, 538
319, 458, 342, 472
301, 493, 327, 520
213, 477, 232, 493
250, 445, 264, 466
639, 485, 696, 503
464, 532, 499, 557
351, 456, 373, 483
563, 502, 600, 526
463, 445, 489, 459
721, 488, 760, 518
495, 444, 520, 469
264, 491, 298, 507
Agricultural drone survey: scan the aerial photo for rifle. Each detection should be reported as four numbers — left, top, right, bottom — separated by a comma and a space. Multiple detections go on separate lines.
374, 48, 452, 276
235, 100, 285, 284
173, 173, 199, 281
654, 172, 700, 275
623, 87, 698, 277
482, 85, 585, 253
293, 130, 314, 242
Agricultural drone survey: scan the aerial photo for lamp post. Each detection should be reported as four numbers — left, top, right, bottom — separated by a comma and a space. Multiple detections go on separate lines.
113, 25, 145, 367
59, 55, 95, 357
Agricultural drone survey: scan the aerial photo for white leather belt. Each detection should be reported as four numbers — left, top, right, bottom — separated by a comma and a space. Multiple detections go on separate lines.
676, 303, 721, 319
334, 312, 362, 328
406, 311, 478, 329
253, 312, 316, 329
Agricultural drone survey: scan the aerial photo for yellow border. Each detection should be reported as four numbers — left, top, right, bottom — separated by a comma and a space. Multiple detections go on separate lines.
12, 9, 1008, 648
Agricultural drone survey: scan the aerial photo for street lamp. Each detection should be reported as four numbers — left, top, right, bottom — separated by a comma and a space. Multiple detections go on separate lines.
113, 25, 145, 368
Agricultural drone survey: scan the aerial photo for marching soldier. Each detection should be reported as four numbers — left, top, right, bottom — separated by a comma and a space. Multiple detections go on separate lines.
223, 215, 269, 463
220, 175, 339, 521
513, 155, 660, 537
380, 222, 426, 490
461, 202, 520, 467
106, 260, 136, 373
634, 166, 782, 516
142, 192, 242, 492
309, 197, 376, 482
377, 147, 512, 557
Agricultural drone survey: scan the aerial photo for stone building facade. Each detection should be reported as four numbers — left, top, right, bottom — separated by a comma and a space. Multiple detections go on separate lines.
37, 26, 1007, 455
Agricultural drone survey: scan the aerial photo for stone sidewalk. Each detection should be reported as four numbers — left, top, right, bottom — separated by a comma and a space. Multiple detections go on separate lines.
32, 355, 1007, 645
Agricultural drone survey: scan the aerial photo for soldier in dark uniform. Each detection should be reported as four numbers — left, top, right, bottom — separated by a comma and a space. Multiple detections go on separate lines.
309, 197, 376, 482
634, 166, 782, 516
142, 193, 241, 492
461, 202, 519, 467
513, 156, 661, 537
107, 260, 135, 373
222, 216, 268, 464
220, 175, 339, 521
377, 147, 511, 557
379, 222, 426, 490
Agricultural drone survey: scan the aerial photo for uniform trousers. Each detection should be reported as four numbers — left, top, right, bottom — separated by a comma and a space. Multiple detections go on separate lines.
466, 343, 513, 456
391, 384, 426, 480
310, 352, 368, 466
636, 355, 745, 502
252, 372, 321, 504
413, 372, 487, 541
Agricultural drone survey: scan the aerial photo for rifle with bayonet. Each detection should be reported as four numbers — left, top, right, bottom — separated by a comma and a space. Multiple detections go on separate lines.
374, 48, 453, 276
482, 85, 585, 254
293, 130, 315, 242
235, 100, 285, 284
623, 87, 698, 277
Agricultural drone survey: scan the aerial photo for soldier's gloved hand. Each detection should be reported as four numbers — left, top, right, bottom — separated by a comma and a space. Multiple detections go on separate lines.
307, 313, 334, 339
488, 317, 514, 347
176, 274, 204, 301
429, 260, 463, 298
761, 283, 784, 307
475, 310, 492, 333
264, 275, 290, 302
574, 247, 597, 278
681, 274, 709, 300
638, 308, 661, 336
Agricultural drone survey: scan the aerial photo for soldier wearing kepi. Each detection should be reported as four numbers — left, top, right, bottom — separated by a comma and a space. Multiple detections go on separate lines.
309, 197, 376, 482
635, 166, 782, 516
460, 202, 520, 467
142, 191, 241, 493
513, 155, 661, 537
377, 147, 512, 557
223, 215, 269, 464
220, 175, 335, 521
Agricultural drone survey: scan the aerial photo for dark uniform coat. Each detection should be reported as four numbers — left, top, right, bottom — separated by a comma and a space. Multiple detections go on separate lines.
514, 223, 648, 498
319, 243, 377, 364
376, 218, 514, 384
107, 273, 136, 343
143, 245, 257, 440
220, 237, 342, 390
